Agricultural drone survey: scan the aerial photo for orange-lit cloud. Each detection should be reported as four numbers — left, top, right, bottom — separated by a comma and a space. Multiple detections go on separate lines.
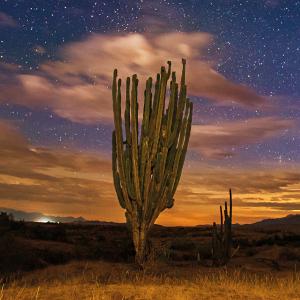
158, 164, 300, 225
0, 32, 267, 123
190, 117, 294, 158
0, 120, 122, 220
0, 120, 299, 225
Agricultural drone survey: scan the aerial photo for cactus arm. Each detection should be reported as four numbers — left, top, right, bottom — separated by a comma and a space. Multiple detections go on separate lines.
143, 72, 163, 209
124, 149, 136, 200
130, 74, 142, 206
166, 72, 177, 144
170, 58, 187, 140
220, 205, 223, 237
169, 100, 192, 197
112, 131, 126, 209
171, 101, 193, 197
181, 58, 186, 85
228, 188, 233, 257
125, 77, 131, 146
150, 67, 168, 160
112, 70, 132, 212
148, 73, 161, 140
140, 78, 152, 191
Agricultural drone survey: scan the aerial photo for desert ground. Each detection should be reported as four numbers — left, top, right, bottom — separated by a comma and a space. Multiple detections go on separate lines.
0, 219, 300, 299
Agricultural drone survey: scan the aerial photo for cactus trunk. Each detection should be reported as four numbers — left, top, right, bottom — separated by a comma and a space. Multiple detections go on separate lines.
111, 60, 193, 266
132, 224, 148, 266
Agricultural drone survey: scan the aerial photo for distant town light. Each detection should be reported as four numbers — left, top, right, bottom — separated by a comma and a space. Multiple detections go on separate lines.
36, 217, 54, 223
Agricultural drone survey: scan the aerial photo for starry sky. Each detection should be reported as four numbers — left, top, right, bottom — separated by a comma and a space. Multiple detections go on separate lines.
0, 0, 299, 225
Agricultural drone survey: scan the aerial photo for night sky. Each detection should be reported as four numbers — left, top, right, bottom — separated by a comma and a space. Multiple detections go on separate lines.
0, 0, 299, 225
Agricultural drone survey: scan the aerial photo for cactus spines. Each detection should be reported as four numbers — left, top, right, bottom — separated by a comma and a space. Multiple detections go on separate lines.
112, 60, 193, 266
212, 188, 234, 266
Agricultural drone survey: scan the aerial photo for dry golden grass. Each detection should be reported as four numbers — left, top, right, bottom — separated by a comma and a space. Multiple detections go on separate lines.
1, 261, 299, 300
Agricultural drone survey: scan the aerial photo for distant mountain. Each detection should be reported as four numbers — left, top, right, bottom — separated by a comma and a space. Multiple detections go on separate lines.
251, 214, 300, 227
2, 207, 299, 227
0, 207, 123, 225
0, 207, 86, 223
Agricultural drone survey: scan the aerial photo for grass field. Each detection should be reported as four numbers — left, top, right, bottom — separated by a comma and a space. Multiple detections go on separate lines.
1, 261, 300, 300
1, 221, 300, 299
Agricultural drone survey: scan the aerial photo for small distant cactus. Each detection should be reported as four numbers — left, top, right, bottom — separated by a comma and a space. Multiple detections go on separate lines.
212, 189, 237, 266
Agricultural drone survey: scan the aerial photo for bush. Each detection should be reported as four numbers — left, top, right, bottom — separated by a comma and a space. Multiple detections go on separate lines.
0, 234, 46, 274
245, 247, 258, 257
169, 250, 196, 261
279, 248, 300, 261
28, 224, 67, 242
170, 239, 196, 251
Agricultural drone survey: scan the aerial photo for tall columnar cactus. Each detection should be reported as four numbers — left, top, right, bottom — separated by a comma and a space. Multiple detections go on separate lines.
112, 59, 193, 266
212, 189, 234, 266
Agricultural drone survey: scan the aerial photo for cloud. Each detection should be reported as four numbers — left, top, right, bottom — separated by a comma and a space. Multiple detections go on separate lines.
0, 32, 266, 124
134, 0, 183, 33
158, 164, 300, 225
0, 120, 111, 174
0, 119, 123, 220
236, 201, 300, 211
190, 117, 294, 158
264, 0, 281, 7
0, 12, 17, 27
180, 168, 300, 195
